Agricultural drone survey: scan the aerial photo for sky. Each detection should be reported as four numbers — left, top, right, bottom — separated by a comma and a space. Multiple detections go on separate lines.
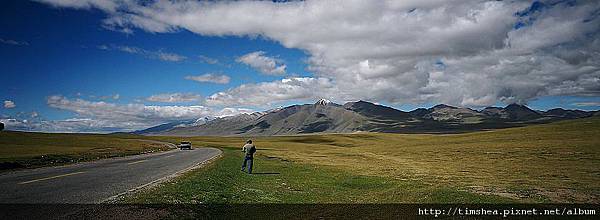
1, 0, 599, 133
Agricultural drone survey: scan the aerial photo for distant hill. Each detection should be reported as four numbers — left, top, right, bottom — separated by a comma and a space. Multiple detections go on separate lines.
131, 116, 216, 135
155, 100, 367, 136
543, 108, 594, 119
133, 99, 597, 136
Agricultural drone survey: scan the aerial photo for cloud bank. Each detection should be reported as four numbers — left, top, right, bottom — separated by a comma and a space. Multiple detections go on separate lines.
0, 95, 254, 133
36, 0, 600, 108
146, 93, 202, 103
572, 102, 600, 107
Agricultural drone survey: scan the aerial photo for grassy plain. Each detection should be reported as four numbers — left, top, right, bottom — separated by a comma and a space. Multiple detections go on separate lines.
1, 117, 597, 204
124, 148, 512, 204
0, 131, 172, 169
127, 116, 600, 204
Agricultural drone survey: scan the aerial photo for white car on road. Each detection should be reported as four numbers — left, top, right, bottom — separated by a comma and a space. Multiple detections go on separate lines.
178, 141, 192, 150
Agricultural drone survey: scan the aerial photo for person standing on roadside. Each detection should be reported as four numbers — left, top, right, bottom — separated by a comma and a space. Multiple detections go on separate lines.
241, 140, 256, 174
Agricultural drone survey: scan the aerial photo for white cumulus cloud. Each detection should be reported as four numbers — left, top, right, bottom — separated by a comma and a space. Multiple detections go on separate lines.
46, 95, 211, 124
37, 0, 600, 108
3, 100, 15, 109
185, 73, 231, 84
206, 77, 340, 107
0, 95, 254, 132
237, 51, 286, 75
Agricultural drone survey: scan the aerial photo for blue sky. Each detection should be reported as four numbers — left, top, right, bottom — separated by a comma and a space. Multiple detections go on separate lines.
1, 0, 310, 130
1, 0, 599, 132
1, 1, 308, 104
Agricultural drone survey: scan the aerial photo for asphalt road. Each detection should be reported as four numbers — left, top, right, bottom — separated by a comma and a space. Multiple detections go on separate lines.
0, 148, 221, 204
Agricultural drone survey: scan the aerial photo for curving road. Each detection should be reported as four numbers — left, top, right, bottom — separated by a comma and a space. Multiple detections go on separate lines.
0, 147, 221, 204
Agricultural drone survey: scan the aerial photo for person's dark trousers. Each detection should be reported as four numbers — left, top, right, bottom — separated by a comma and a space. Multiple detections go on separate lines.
241, 156, 253, 174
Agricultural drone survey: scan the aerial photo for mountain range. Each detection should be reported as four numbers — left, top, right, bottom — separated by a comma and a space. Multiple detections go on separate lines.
134, 99, 598, 136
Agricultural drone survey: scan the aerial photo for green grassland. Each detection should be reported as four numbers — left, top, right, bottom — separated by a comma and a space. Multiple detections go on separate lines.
123, 148, 513, 204
125, 116, 600, 204
0, 131, 172, 170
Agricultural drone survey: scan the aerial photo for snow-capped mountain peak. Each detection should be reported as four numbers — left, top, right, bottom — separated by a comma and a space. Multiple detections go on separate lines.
192, 116, 217, 126
315, 99, 332, 106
